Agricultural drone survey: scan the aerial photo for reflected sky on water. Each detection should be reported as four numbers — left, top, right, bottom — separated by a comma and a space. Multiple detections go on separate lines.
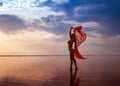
0, 56, 120, 86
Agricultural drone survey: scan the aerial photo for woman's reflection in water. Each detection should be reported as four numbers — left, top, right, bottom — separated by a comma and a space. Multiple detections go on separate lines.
69, 67, 80, 86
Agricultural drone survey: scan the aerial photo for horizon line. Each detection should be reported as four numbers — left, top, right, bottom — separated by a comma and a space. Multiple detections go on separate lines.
0, 54, 120, 57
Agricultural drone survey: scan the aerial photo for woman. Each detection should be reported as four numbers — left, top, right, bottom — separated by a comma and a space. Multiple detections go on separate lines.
68, 27, 78, 70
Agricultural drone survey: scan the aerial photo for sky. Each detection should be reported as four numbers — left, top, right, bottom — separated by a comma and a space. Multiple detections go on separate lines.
0, 0, 120, 55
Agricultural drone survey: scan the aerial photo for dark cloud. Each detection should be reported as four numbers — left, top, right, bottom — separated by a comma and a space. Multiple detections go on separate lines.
0, 2, 3, 6
38, 0, 120, 37
41, 15, 65, 24
40, 15, 71, 35
32, 17, 71, 35
0, 14, 26, 33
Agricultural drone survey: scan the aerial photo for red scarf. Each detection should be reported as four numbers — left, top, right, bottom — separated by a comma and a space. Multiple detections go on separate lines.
74, 26, 87, 59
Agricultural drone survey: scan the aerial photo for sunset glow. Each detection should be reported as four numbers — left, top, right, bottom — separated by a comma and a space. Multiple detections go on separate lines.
0, 0, 120, 55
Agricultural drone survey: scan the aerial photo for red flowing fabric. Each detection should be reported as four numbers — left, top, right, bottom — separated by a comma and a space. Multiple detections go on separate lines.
74, 26, 87, 59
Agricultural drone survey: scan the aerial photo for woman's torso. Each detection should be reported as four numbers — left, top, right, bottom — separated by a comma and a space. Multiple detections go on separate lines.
68, 40, 74, 52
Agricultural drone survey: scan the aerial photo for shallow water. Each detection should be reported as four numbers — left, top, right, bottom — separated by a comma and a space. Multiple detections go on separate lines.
0, 55, 120, 86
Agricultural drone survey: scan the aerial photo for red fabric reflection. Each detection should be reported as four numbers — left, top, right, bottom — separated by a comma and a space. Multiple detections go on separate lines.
74, 26, 87, 59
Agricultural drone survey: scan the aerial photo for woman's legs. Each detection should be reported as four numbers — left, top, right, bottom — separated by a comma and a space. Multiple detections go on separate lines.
70, 59, 73, 70
70, 50, 74, 69
70, 58, 78, 70
70, 56, 78, 69
73, 58, 78, 69
70, 49, 78, 69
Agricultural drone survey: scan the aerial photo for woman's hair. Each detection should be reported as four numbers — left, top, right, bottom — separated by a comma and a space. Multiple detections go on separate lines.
69, 27, 75, 42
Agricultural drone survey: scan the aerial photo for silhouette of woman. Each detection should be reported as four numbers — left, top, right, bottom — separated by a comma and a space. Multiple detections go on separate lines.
68, 27, 78, 70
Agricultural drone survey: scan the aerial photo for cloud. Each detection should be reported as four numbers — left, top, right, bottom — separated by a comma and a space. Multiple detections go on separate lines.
0, 14, 26, 33
0, 2, 3, 6
40, 0, 120, 37
0, 28, 119, 55
41, 15, 67, 26
1, 0, 34, 9
0, 0, 66, 22
1, 0, 119, 37
0, 0, 119, 55
60, 20, 100, 28
80, 30, 120, 55
0, 29, 65, 55
74, 3, 106, 12
0, 0, 120, 37
72, 0, 120, 37
51, 0, 69, 4
40, 14, 101, 35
